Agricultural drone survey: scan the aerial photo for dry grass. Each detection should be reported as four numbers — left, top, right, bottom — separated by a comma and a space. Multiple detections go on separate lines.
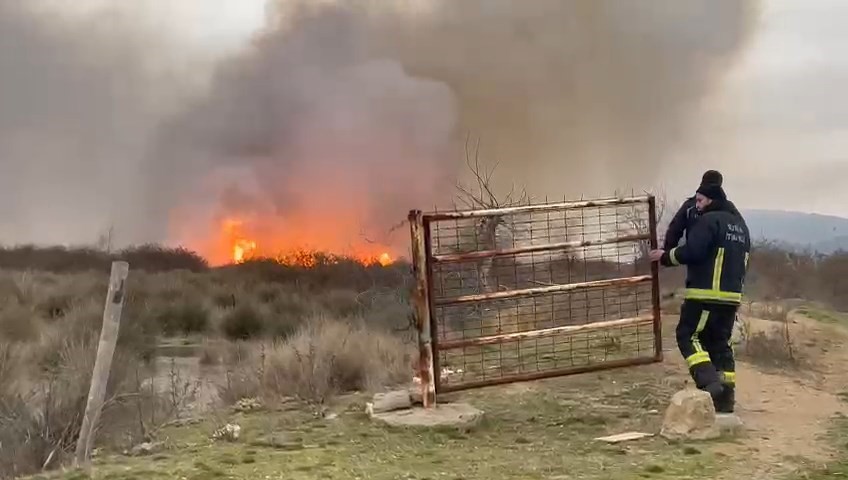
736, 302, 799, 368
213, 315, 414, 407
262, 315, 413, 404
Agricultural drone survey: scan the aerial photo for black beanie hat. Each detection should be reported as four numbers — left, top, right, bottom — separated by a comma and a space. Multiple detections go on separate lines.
701, 170, 723, 186
696, 183, 727, 202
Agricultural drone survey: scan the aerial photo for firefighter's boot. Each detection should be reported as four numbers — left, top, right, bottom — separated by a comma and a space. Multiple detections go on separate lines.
714, 385, 735, 413
690, 363, 725, 403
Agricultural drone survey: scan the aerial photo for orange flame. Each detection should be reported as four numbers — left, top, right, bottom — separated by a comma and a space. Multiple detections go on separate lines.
215, 216, 395, 267
222, 218, 257, 264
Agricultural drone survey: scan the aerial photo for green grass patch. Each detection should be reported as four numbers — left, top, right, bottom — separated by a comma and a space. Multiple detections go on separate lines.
40, 368, 748, 480
796, 305, 848, 326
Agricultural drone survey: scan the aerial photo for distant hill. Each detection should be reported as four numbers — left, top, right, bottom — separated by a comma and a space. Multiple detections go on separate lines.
741, 209, 848, 253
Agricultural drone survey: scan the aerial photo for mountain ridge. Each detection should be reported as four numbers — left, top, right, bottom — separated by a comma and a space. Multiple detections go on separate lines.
739, 209, 848, 253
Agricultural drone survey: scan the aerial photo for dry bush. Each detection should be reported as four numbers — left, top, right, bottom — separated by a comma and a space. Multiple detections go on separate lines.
816, 251, 848, 311
115, 244, 208, 273
221, 303, 267, 340
0, 302, 43, 343
0, 245, 111, 273
736, 304, 798, 368
318, 289, 362, 318
217, 341, 264, 405
0, 308, 202, 479
0, 332, 139, 478
198, 339, 224, 366
222, 255, 411, 292
0, 244, 208, 274
150, 297, 210, 337
262, 315, 413, 404
264, 289, 318, 339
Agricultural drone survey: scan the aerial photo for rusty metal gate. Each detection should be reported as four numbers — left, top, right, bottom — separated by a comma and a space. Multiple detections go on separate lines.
409, 195, 662, 407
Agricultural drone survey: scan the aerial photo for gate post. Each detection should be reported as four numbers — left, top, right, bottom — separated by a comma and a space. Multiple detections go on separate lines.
409, 209, 437, 408
647, 195, 663, 361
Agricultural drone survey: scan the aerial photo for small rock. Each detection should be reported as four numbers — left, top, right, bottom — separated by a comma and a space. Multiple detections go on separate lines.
367, 390, 412, 416
129, 441, 163, 457
324, 412, 339, 420
660, 389, 720, 441
211, 423, 241, 442
233, 397, 263, 413
163, 417, 202, 428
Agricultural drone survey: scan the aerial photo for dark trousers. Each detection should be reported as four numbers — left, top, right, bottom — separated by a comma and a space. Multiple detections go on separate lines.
676, 300, 737, 393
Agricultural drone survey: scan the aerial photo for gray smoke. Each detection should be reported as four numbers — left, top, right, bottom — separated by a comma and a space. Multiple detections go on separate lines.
365, 0, 760, 197
0, 0, 760, 257
156, 0, 759, 259
0, 1, 202, 247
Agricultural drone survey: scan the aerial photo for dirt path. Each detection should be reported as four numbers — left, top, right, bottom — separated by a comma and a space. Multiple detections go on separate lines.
714, 313, 848, 477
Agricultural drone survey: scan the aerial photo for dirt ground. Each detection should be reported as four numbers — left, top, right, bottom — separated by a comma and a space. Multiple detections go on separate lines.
715, 310, 848, 477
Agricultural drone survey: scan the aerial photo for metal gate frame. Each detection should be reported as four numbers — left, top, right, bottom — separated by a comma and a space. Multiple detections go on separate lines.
409, 195, 663, 408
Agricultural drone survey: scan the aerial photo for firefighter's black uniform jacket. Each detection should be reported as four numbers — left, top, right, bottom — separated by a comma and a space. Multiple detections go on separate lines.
660, 201, 751, 305
663, 196, 743, 251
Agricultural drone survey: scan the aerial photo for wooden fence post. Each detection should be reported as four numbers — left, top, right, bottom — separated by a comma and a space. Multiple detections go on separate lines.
74, 261, 129, 469
409, 210, 436, 408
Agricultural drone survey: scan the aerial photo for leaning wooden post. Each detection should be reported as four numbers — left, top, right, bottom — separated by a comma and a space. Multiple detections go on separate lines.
74, 261, 129, 469
409, 210, 436, 408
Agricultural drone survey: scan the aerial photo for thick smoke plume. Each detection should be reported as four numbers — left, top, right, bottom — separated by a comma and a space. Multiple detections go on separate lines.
161, 0, 759, 263
0, 0, 759, 262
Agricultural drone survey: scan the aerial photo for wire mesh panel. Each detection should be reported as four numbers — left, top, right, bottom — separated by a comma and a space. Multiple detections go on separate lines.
415, 195, 662, 394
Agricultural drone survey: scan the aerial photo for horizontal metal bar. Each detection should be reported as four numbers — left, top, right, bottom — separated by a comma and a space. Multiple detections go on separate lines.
434, 274, 652, 306
436, 354, 661, 394
438, 315, 654, 350
432, 233, 649, 264
423, 195, 650, 221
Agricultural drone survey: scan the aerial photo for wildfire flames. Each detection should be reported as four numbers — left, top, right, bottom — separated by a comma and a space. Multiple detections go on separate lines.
219, 217, 395, 267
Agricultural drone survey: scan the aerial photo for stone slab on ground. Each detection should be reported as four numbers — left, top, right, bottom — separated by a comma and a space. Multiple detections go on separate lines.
366, 390, 413, 416
370, 403, 484, 431
715, 413, 744, 436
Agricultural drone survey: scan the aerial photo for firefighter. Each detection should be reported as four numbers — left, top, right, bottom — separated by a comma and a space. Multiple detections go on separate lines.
649, 182, 750, 413
663, 169, 743, 251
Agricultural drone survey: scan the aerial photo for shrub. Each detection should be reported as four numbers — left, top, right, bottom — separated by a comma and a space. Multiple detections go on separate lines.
116, 244, 209, 273
222, 303, 266, 340
0, 303, 42, 343
358, 287, 413, 333
736, 306, 798, 369
265, 290, 318, 339
152, 299, 210, 337
0, 333, 140, 478
199, 339, 224, 366
262, 315, 412, 404
319, 289, 362, 318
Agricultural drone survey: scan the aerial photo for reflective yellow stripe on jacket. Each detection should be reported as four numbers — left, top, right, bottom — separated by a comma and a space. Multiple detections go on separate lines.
684, 247, 743, 304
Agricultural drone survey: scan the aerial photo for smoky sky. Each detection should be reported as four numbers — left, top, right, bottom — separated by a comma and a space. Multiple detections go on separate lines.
0, 0, 760, 252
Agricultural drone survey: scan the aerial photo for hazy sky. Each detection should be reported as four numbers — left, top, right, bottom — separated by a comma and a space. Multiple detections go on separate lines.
676, 0, 848, 216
